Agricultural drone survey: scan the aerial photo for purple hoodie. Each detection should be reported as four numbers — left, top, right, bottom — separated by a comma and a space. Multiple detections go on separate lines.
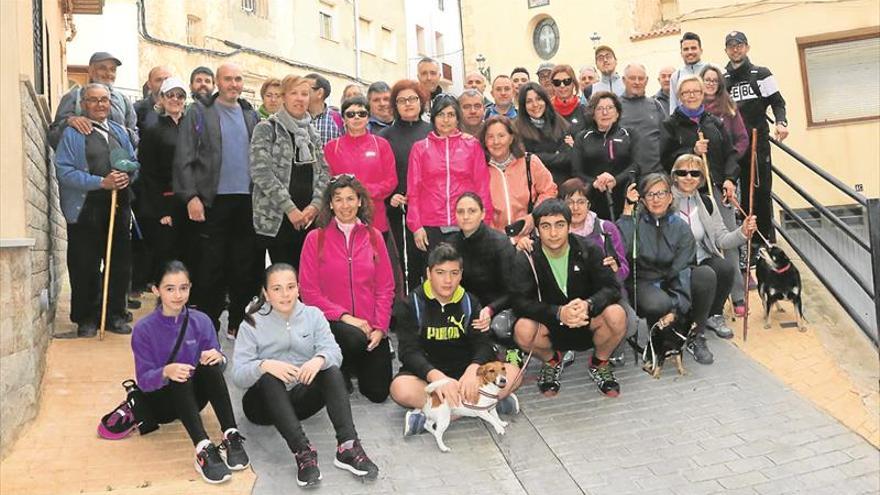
571, 214, 631, 283
131, 307, 222, 392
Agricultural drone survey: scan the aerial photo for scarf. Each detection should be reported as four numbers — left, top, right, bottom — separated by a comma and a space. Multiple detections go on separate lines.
678, 104, 705, 123
275, 108, 317, 163
571, 211, 597, 237
489, 154, 514, 171
529, 117, 545, 129
552, 96, 579, 118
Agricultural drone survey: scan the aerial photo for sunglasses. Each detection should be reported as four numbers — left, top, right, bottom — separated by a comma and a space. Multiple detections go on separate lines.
551, 78, 573, 87
344, 110, 369, 119
164, 92, 186, 100
673, 170, 703, 178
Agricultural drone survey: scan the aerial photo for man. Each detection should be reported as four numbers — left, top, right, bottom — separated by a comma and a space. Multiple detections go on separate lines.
417, 57, 443, 102
173, 63, 261, 339
134, 66, 171, 132
466, 71, 493, 107
54, 84, 138, 337
668, 32, 708, 114
511, 199, 626, 397
389, 244, 520, 436
458, 89, 485, 136
579, 66, 598, 102
484, 75, 516, 119
536, 62, 555, 94
49, 52, 137, 149
590, 45, 624, 96
510, 67, 530, 100
305, 73, 344, 146
619, 63, 665, 175
366, 81, 393, 133
654, 66, 675, 114
723, 30, 788, 242
257, 77, 282, 119
189, 66, 215, 103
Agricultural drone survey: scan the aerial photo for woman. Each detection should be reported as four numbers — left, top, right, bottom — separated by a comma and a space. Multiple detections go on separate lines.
671, 154, 757, 354
574, 91, 639, 221
258, 77, 282, 119
341, 83, 364, 102
480, 115, 557, 243
700, 65, 748, 160
378, 80, 432, 294
549, 64, 589, 136
323, 96, 397, 234
136, 77, 187, 282
514, 82, 575, 185
233, 264, 379, 487
299, 175, 394, 402
250, 74, 330, 269
406, 94, 492, 272
132, 261, 248, 484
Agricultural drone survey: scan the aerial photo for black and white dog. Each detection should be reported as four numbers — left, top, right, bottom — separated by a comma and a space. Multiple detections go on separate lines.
755, 245, 805, 331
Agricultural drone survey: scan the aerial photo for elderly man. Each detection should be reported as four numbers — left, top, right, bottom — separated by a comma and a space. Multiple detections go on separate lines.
367, 81, 394, 133
49, 52, 138, 149
55, 84, 138, 337
536, 62, 555, 94
579, 66, 598, 102
465, 71, 492, 107
654, 66, 675, 114
619, 63, 665, 175
668, 32, 708, 114
484, 75, 517, 119
458, 89, 485, 136
305, 72, 344, 145
174, 63, 261, 339
134, 66, 171, 132
590, 45, 624, 96
417, 57, 443, 102
189, 66, 215, 104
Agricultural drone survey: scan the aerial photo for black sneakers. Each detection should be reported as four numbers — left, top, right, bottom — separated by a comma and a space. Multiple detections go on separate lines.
194, 443, 232, 484
220, 430, 249, 470
334, 440, 379, 480
294, 444, 322, 487
687, 334, 714, 365
537, 355, 564, 396
588, 360, 621, 397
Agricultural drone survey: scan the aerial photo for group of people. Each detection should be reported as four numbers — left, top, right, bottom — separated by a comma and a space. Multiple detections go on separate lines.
53, 27, 787, 486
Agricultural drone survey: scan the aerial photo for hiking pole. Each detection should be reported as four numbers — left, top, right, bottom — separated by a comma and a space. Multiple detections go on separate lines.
742, 129, 758, 343
400, 204, 410, 295
728, 196, 772, 249
605, 190, 617, 222
698, 131, 714, 201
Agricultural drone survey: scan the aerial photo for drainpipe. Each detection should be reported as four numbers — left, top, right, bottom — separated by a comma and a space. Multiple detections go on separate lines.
353, 0, 362, 81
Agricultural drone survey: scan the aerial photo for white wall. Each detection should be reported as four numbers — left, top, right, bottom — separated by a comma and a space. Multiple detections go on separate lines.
404, 0, 464, 94
68, 0, 140, 98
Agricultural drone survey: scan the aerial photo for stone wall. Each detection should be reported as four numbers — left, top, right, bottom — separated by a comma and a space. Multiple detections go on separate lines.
0, 80, 67, 457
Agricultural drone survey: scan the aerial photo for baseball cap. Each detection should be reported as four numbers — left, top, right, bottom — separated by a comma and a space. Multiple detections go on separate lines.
536, 62, 555, 74
89, 52, 122, 66
725, 31, 748, 46
594, 45, 616, 59
159, 77, 186, 95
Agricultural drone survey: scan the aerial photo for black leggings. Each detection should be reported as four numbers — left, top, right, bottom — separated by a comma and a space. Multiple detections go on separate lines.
696, 256, 736, 317
329, 321, 392, 403
241, 366, 357, 452
144, 364, 237, 445
635, 265, 717, 330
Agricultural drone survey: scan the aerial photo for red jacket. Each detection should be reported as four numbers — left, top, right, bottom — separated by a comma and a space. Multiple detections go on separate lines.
299, 219, 395, 333
405, 131, 493, 232
323, 133, 397, 232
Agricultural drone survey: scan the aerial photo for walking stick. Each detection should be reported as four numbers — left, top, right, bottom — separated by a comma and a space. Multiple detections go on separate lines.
742, 129, 758, 342
99, 188, 118, 340
698, 131, 714, 200
400, 204, 410, 295
605, 190, 617, 222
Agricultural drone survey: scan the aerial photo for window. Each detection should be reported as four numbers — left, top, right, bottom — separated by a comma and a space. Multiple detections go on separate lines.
359, 17, 373, 52
241, 0, 268, 18
319, 11, 335, 40
32, 0, 44, 94
381, 26, 396, 61
186, 15, 203, 46
438, 0, 445, 11
416, 25, 426, 55
798, 28, 879, 126
434, 32, 444, 57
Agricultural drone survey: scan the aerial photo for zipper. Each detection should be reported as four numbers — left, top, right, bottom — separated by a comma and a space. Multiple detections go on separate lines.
345, 226, 356, 314
494, 164, 513, 226
445, 137, 451, 225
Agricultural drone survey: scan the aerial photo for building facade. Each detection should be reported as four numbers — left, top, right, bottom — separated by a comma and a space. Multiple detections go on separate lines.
404, 0, 465, 94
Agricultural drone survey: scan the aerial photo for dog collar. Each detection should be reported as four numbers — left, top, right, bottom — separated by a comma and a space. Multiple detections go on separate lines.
772, 263, 791, 274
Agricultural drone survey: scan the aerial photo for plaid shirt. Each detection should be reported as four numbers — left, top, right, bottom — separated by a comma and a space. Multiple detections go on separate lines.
312, 106, 343, 146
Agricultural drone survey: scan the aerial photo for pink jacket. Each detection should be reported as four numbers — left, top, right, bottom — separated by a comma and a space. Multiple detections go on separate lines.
488, 154, 557, 233
406, 131, 493, 232
323, 133, 398, 232
299, 219, 395, 332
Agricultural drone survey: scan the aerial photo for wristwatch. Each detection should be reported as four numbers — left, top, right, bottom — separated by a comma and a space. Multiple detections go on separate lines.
778, 121, 788, 127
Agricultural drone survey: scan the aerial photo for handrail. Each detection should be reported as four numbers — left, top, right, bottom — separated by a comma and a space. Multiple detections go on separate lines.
770, 137, 868, 207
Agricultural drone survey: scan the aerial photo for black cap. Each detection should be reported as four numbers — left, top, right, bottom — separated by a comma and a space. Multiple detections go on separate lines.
88, 52, 122, 66
725, 31, 748, 46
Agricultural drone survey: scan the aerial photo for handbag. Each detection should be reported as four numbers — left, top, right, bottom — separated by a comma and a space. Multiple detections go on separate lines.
98, 309, 190, 440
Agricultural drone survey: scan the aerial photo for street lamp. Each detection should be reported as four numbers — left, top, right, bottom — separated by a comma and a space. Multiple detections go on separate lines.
590, 32, 601, 49
476, 53, 491, 81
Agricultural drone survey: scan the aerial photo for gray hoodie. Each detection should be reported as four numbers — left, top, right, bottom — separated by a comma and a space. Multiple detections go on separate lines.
232, 301, 342, 390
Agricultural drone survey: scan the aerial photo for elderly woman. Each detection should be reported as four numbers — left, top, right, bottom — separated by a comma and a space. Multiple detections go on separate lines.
299, 175, 394, 402
549, 64, 589, 136
574, 91, 640, 221
258, 77, 283, 119
514, 82, 575, 185
323, 96, 397, 235
480, 115, 557, 244
250, 74, 330, 269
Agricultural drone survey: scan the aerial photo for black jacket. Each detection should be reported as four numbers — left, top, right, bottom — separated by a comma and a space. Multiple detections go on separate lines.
393, 284, 493, 381
573, 122, 640, 220
136, 114, 181, 219
521, 130, 575, 186
378, 119, 432, 196
724, 57, 787, 152
510, 235, 621, 330
452, 224, 516, 314
660, 109, 740, 186
172, 93, 259, 207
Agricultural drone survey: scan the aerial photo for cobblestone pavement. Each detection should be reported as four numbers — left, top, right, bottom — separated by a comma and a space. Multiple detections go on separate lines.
225, 334, 880, 495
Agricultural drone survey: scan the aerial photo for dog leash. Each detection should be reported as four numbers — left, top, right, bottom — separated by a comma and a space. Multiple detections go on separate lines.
727, 196, 772, 249
463, 390, 502, 412
507, 252, 543, 390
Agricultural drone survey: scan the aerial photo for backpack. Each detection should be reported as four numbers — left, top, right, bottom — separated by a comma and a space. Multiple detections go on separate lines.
411, 290, 473, 331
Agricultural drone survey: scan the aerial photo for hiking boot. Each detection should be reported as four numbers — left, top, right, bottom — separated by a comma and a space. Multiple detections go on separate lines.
107, 318, 132, 335
403, 409, 426, 436
588, 361, 621, 397
334, 440, 379, 480
562, 350, 576, 368
294, 444, 321, 487
687, 334, 714, 365
495, 393, 520, 415
505, 348, 524, 367
537, 358, 564, 396
77, 321, 98, 338
220, 429, 249, 470
194, 443, 232, 484
706, 315, 734, 339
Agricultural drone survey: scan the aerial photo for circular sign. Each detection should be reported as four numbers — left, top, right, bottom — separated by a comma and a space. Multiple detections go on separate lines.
533, 18, 559, 60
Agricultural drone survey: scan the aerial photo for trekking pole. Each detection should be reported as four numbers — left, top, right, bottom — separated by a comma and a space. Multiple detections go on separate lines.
727, 196, 772, 249
400, 204, 410, 295
99, 188, 118, 341
742, 129, 758, 342
605, 190, 617, 222
698, 131, 714, 201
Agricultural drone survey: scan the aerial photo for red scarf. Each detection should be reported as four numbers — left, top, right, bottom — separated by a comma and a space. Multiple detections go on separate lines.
552, 96, 579, 118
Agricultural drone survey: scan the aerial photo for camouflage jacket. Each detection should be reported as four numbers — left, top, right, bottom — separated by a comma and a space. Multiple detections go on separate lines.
249, 114, 329, 237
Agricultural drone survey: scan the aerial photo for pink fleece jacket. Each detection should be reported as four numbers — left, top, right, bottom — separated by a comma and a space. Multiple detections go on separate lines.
323, 133, 398, 232
299, 218, 395, 332
405, 131, 493, 232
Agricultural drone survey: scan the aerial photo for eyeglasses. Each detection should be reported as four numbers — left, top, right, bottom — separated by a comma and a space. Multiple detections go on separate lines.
566, 198, 588, 207
164, 92, 186, 100
673, 169, 702, 178
594, 105, 617, 114
644, 190, 671, 200
551, 78, 573, 87
680, 89, 703, 97
595, 53, 615, 62
329, 173, 355, 183
396, 95, 420, 105
703, 79, 719, 85
84, 97, 110, 104
344, 110, 369, 119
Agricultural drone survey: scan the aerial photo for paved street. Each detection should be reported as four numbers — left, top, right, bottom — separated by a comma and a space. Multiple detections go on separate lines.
227, 334, 880, 495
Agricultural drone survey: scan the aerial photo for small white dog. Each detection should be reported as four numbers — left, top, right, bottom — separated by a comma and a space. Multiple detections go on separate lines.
422, 361, 510, 452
